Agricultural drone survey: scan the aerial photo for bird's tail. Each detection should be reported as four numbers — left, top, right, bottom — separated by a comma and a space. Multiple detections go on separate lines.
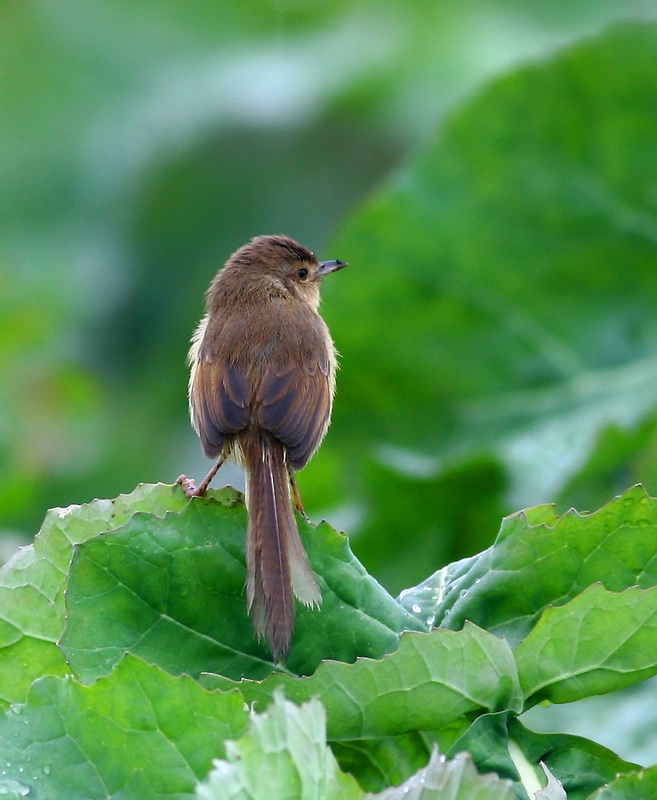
242, 432, 321, 661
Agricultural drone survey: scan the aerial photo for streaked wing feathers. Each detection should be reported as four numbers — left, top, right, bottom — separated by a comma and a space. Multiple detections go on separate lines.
257, 363, 331, 469
191, 361, 251, 457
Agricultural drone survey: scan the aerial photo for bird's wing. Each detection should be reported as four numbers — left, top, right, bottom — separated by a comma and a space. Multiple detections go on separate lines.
190, 358, 252, 458
256, 354, 333, 470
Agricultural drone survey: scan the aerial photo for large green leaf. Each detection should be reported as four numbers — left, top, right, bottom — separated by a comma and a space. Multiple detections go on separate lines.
196, 695, 515, 800
202, 627, 522, 740
0, 655, 248, 800
516, 584, 657, 705
0, 483, 188, 706
60, 488, 424, 682
442, 715, 636, 800
506, 720, 637, 800
412, 486, 657, 645
330, 734, 432, 794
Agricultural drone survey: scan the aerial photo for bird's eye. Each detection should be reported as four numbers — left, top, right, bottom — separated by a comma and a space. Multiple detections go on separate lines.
297, 267, 308, 280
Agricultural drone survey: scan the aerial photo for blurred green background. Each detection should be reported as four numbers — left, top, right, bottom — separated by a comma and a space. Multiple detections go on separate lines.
4, 0, 657, 577
4, 0, 657, 766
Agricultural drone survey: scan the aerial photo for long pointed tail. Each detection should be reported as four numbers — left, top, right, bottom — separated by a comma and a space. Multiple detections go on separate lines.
243, 432, 321, 661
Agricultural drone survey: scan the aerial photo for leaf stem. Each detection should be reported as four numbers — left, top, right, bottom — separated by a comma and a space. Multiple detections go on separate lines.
508, 738, 541, 797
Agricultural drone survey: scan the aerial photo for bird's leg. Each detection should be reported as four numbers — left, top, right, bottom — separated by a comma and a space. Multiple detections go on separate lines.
177, 454, 226, 498
287, 466, 308, 518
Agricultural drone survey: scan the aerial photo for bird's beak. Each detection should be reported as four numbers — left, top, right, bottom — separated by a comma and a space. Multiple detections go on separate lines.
317, 259, 348, 276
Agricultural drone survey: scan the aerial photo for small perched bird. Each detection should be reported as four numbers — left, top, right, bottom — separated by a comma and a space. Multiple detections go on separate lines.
178, 234, 347, 661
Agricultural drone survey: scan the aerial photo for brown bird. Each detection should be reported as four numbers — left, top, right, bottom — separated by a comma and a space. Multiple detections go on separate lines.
178, 234, 347, 661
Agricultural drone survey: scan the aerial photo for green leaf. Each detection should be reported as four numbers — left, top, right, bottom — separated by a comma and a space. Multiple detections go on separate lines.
195, 691, 362, 800
60, 493, 424, 682
522, 673, 657, 770
0, 654, 248, 800
445, 715, 636, 800
588, 766, 657, 799
516, 584, 657, 705
397, 555, 479, 629
0, 482, 189, 707
508, 720, 637, 800
331, 734, 432, 793
368, 748, 515, 800
202, 627, 522, 740
195, 700, 516, 800
429, 486, 657, 645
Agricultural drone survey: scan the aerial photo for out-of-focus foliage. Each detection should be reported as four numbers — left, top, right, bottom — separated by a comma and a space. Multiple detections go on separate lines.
5, 5, 657, 782
3, 0, 657, 562
329, 22, 657, 592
